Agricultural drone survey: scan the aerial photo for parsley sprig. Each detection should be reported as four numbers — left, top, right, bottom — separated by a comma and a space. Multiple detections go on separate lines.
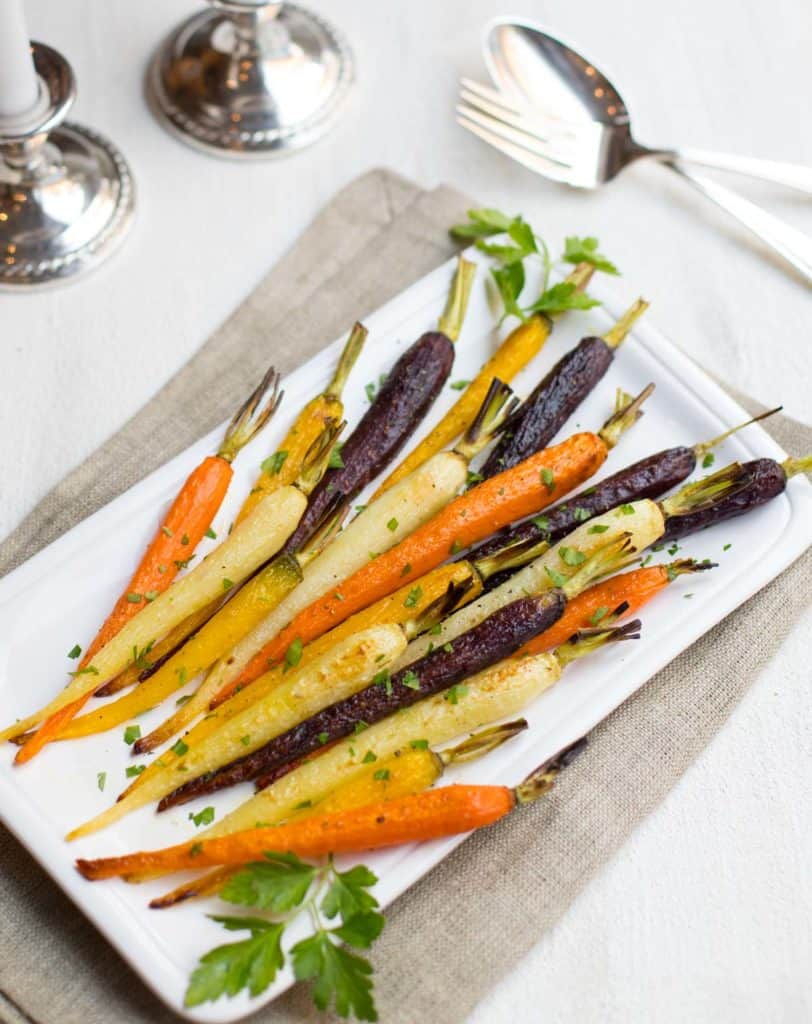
450, 208, 619, 322
185, 852, 384, 1020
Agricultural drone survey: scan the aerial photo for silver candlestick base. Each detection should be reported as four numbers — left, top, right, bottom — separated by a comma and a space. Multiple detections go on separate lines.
147, 0, 354, 159
0, 44, 135, 290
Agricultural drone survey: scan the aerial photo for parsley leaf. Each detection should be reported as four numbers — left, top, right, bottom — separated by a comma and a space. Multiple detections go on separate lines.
189, 806, 216, 828
528, 281, 600, 315
450, 207, 514, 239
403, 586, 422, 609
221, 853, 317, 912
284, 637, 303, 672
123, 725, 141, 746
321, 863, 379, 921
562, 236, 619, 275
185, 917, 285, 1007
491, 262, 526, 322
559, 546, 586, 567
291, 931, 377, 1022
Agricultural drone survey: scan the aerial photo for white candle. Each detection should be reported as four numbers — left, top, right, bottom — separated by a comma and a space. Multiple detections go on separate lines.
0, 0, 39, 120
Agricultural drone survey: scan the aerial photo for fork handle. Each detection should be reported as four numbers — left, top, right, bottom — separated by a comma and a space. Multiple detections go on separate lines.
651, 147, 812, 194
667, 162, 812, 284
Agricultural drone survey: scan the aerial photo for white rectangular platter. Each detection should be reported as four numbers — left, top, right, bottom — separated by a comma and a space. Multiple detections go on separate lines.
1, 249, 810, 1023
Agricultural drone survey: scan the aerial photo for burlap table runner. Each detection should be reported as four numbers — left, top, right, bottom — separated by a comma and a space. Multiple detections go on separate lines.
1, 169, 809, 1024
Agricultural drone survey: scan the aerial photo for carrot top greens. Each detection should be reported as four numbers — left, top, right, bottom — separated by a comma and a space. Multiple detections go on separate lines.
185, 852, 383, 1021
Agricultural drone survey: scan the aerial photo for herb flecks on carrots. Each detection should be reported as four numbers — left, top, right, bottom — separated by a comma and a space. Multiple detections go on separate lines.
217, 423, 606, 704
75, 733, 590, 880
12, 366, 284, 764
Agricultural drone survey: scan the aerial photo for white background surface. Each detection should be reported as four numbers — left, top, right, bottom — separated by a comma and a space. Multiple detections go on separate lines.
2, 1, 810, 1021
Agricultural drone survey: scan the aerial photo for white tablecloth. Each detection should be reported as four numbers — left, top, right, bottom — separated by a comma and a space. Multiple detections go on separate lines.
3, 1, 811, 1020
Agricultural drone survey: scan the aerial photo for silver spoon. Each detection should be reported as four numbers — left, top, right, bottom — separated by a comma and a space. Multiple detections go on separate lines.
479, 18, 812, 283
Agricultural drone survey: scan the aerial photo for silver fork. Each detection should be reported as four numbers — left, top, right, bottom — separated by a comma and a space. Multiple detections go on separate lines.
458, 79, 812, 285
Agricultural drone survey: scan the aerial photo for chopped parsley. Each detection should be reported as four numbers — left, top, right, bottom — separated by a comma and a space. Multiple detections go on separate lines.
362, 750, 377, 764
374, 769, 390, 781
588, 524, 609, 534
125, 764, 146, 778
189, 806, 215, 827
401, 671, 421, 691
171, 739, 189, 756
284, 637, 303, 671
67, 644, 82, 660
559, 546, 586, 566
96, 771, 106, 791
403, 586, 423, 609
450, 379, 470, 390
386, 517, 398, 532
540, 467, 555, 491
123, 725, 141, 746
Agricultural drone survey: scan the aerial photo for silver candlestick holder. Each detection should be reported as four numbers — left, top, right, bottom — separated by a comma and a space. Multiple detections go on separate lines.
0, 43, 135, 289
147, 0, 354, 159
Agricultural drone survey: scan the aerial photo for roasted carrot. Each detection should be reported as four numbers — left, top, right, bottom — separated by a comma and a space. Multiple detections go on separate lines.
120, 562, 481, 788
516, 559, 713, 656
93, 603, 220, 698
10, 367, 283, 764
93, 331, 366, 700
76, 737, 585, 881
151, 720, 527, 908
283, 258, 476, 555
235, 324, 366, 527
216, 429, 608, 704
372, 263, 595, 497
1, 445, 330, 753
480, 299, 648, 477
82, 366, 282, 680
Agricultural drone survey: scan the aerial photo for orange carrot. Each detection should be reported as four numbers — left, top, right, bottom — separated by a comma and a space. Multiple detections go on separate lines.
15, 368, 282, 765
76, 742, 581, 881
516, 558, 711, 656
214, 431, 607, 705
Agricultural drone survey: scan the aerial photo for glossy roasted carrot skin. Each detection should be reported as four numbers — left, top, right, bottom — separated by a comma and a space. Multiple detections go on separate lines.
218, 432, 607, 702
14, 460, 234, 765
14, 369, 283, 764
235, 324, 366, 527
76, 784, 515, 880
516, 565, 671, 656
373, 315, 552, 497
89, 458, 234, 668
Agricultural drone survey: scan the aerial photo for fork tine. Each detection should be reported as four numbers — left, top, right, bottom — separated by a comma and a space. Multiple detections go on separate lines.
459, 77, 527, 114
456, 114, 576, 185
456, 104, 573, 170
458, 90, 580, 156
459, 79, 587, 137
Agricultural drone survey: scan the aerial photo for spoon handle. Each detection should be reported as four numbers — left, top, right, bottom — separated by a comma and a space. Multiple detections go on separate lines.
654, 149, 812, 195
667, 163, 812, 285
